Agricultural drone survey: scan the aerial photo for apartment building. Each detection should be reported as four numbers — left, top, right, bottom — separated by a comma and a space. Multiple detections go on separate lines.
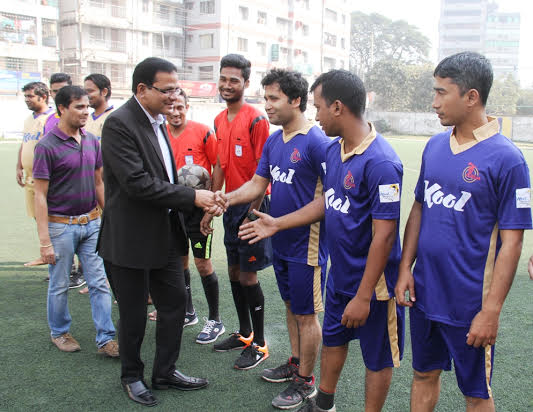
438, 0, 520, 80
0, 0, 59, 93
184, 0, 351, 96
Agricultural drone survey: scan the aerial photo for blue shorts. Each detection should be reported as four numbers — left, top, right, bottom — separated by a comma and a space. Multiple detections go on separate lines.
322, 283, 404, 371
273, 254, 326, 315
223, 197, 272, 272
410, 305, 494, 399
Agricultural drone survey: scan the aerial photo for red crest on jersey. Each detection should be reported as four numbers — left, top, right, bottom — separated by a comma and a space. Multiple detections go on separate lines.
462, 162, 481, 183
290, 148, 301, 163
343, 171, 355, 189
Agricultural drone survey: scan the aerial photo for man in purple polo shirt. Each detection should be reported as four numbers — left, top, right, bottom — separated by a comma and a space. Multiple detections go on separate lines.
33, 85, 118, 357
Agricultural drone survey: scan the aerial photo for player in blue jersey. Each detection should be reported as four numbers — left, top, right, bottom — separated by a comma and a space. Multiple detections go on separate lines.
239, 70, 404, 412
395, 52, 532, 412
215, 69, 329, 409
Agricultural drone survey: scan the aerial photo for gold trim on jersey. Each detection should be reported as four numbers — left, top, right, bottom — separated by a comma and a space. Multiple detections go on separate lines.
449, 117, 499, 155
375, 274, 390, 301
482, 224, 498, 303
387, 298, 401, 368
340, 122, 376, 162
307, 176, 323, 266
313, 266, 324, 313
485, 345, 493, 398
283, 121, 314, 143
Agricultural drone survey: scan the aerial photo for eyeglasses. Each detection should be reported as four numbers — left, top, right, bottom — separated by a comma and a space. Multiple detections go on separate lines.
148, 85, 182, 96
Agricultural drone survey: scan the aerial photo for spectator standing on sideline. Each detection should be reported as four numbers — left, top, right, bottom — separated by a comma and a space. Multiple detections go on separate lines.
32, 86, 118, 358
16, 82, 53, 219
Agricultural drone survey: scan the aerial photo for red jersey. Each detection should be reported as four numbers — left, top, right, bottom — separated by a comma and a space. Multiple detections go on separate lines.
167, 120, 218, 175
214, 104, 270, 193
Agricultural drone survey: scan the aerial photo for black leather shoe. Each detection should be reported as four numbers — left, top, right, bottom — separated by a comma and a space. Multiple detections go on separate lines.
152, 369, 208, 391
122, 380, 158, 407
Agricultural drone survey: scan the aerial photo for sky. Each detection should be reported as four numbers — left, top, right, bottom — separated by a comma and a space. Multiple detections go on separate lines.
354, 0, 533, 87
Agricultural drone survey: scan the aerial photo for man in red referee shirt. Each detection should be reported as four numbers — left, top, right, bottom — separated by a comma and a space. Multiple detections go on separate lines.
205, 54, 272, 370
150, 90, 225, 345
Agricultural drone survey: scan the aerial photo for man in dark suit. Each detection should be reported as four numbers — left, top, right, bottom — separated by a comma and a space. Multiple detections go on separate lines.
98, 57, 221, 407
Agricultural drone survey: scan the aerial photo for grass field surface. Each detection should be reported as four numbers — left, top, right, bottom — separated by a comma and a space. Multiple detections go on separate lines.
0, 138, 532, 411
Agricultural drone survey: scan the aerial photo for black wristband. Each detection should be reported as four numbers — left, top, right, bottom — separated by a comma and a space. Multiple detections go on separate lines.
247, 211, 259, 221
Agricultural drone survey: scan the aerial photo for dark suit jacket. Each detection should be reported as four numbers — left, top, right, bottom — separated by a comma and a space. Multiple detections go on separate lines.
97, 96, 196, 269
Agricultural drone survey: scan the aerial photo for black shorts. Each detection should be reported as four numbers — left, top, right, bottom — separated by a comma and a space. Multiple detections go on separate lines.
184, 207, 213, 259
223, 197, 272, 272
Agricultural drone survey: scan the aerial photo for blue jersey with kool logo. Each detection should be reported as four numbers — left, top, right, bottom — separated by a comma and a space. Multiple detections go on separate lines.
324, 129, 403, 299
256, 124, 329, 265
413, 123, 532, 327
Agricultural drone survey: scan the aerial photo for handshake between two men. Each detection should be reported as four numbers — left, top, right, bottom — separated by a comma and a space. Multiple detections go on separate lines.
197, 189, 277, 242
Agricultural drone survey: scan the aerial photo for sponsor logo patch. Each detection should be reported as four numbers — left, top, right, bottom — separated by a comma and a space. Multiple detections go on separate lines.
290, 148, 301, 163
516, 188, 531, 208
343, 171, 355, 189
379, 184, 400, 203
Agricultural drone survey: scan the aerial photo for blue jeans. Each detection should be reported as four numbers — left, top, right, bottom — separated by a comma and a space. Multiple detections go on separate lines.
47, 218, 115, 347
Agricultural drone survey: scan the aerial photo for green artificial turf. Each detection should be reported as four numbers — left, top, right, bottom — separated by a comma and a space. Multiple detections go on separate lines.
0, 140, 532, 411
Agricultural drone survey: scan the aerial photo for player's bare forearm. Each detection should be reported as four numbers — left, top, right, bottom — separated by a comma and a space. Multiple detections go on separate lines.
467, 229, 523, 348
211, 157, 224, 192
399, 200, 422, 270
16, 144, 24, 187
342, 219, 397, 328
34, 178, 56, 264
395, 201, 422, 306
94, 167, 105, 209
227, 175, 269, 208
357, 219, 397, 302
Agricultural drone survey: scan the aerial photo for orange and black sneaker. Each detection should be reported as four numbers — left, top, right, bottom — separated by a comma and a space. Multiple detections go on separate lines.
213, 331, 254, 352
234, 342, 269, 370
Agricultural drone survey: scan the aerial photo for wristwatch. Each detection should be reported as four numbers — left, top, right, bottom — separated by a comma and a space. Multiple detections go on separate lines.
247, 211, 259, 221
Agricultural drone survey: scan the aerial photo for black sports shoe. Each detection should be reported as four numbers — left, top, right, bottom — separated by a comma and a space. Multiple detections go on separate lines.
272, 375, 317, 409
262, 358, 299, 383
68, 271, 86, 289
213, 332, 253, 352
234, 343, 269, 370
296, 398, 336, 412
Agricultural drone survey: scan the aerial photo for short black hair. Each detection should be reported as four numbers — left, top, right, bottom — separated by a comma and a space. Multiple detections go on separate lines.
261, 69, 308, 112
55, 85, 88, 116
177, 88, 188, 104
132, 57, 177, 94
84, 73, 112, 100
434, 51, 493, 106
22, 81, 49, 103
50, 72, 72, 86
220, 54, 251, 81
310, 70, 366, 118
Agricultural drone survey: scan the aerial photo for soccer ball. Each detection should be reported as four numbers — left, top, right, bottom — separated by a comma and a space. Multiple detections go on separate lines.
177, 164, 211, 190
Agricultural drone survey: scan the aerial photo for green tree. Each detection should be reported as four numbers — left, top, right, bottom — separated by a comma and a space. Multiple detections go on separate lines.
350, 11, 430, 79
486, 75, 520, 115
366, 62, 434, 112
517, 89, 533, 116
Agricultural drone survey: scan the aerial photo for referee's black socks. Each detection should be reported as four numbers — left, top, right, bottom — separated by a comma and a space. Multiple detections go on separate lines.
201, 272, 220, 322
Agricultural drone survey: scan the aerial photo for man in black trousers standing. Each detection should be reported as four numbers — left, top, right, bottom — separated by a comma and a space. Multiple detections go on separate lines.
98, 57, 222, 407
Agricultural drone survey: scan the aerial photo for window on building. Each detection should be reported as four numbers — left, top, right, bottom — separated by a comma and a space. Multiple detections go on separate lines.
325, 8, 337, 21
110, 63, 125, 85
187, 34, 193, 43
200, 33, 214, 49
42, 18, 57, 47
276, 17, 289, 35
342, 14, 346, 24
324, 57, 335, 71
110, 28, 125, 52
238, 37, 248, 52
340, 60, 345, 69
199, 65, 214, 80
142, 32, 149, 46
0, 12, 37, 45
185, 2, 194, 10
88, 61, 105, 74
89, 26, 105, 43
239, 6, 249, 20
42, 60, 59, 79
0, 56, 37, 71
257, 11, 267, 24
142, 0, 149, 13
324, 32, 336, 47
341, 37, 345, 49
302, 24, 309, 36
200, 0, 215, 14
257, 41, 266, 56
89, 0, 105, 8
302, 51, 308, 63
